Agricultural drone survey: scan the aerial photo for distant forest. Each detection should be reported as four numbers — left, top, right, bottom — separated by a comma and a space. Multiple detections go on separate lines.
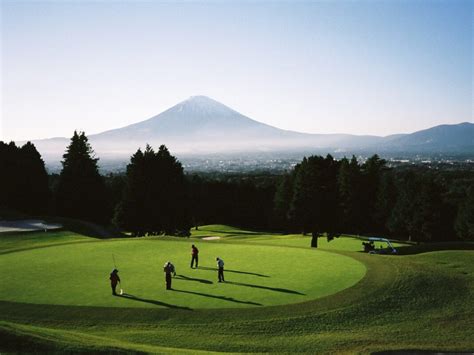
1, 132, 473, 242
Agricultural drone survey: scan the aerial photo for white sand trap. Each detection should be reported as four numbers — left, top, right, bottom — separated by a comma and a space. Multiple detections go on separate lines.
0, 219, 63, 233
202, 236, 221, 240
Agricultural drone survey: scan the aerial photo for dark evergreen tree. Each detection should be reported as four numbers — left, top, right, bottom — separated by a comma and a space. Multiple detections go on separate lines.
115, 144, 190, 236
0, 141, 19, 211
417, 176, 448, 241
273, 173, 294, 230
388, 171, 421, 239
388, 172, 452, 241
455, 187, 474, 240
375, 171, 397, 234
360, 154, 387, 232
338, 156, 362, 233
0, 141, 50, 215
17, 142, 50, 214
55, 131, 109, 224
289, 155, 340, 247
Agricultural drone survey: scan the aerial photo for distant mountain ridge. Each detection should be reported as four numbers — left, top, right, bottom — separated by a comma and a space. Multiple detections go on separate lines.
376, 122, 474, 152
19, 95, 474, 160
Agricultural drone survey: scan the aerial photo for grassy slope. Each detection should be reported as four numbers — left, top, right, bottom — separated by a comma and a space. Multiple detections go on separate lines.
0, 230, 91, 254
0, 226, 473, 353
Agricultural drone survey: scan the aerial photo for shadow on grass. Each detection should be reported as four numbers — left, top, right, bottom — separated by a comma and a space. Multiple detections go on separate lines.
173, 289, 262, 306
198, 266, 269, 278
175, 274, 213, 284
394, 242, 474, 255
118, 293, 192, 310
226, 281, 305, 295
372, 350, 474, 354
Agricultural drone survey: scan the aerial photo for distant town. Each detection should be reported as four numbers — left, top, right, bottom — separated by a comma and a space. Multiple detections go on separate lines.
42, 152, 474, 175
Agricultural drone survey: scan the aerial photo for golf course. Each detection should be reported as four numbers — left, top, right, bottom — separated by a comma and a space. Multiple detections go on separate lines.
1, 224, 473, 353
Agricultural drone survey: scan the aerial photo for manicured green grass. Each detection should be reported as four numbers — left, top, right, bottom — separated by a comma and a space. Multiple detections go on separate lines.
192, 224, 407, 251
0, 225, 473, 354
0, 236, 365, 308
0, 230, 91, 253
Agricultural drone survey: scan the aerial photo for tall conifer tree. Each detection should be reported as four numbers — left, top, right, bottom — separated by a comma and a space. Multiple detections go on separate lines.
55, 131, 109, 223
115, 144, 190, 236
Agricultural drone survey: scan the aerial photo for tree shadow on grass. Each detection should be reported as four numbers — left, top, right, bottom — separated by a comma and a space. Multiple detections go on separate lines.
173, 289, 262, 306
198, 266, 269, 278
118, 293, 192, 311
175, 274, 213, 284
394, 243, 474, 255
226, 281, 305, 295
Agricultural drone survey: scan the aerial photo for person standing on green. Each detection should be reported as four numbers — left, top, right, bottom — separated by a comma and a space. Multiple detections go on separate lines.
190, 244, 199, 268
163, 261, 173, 290
109, 269, 120, 296
216, 257, 225, 282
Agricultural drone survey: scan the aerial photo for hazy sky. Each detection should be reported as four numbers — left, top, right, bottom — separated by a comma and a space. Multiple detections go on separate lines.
1, 0, 472, 141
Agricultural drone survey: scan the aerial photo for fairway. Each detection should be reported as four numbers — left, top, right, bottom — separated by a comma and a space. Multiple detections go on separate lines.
0, 237, 365, 309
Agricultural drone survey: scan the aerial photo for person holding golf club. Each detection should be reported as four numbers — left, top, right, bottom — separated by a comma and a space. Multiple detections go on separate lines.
109, 268, 121, 296
169, 261, 176, 277
164, 261, 173, 290
190, 244, 199, 268
216, 257, 225, 282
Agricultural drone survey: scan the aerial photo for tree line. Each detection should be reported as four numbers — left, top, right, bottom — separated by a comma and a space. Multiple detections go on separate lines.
1, 132, 473, 241
273, 154, 474, 242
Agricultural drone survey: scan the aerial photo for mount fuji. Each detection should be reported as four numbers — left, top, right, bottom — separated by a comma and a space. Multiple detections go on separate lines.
24, 95, 474, 161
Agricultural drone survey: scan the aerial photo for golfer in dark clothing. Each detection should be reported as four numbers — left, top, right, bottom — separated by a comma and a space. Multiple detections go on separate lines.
191, 244, 199, 268
216, 257, 225, 282
109, 269, 120, 295
164, 262, 173, 290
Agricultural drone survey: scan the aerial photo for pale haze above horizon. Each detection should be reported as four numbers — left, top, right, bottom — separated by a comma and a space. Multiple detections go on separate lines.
1, 0, 472, 142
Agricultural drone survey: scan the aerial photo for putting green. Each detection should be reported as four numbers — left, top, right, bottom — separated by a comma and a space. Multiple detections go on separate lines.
0, 238, 365, 309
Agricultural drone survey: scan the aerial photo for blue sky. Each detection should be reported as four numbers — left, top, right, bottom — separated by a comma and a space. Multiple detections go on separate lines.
1, 0, 472, 141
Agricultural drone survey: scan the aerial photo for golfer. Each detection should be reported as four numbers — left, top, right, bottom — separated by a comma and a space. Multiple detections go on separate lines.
109, 269, 120, 296
164, 261, 173, 290
169, 261, 177, 277
216, 257, 225, 282
190, 244, 199, 268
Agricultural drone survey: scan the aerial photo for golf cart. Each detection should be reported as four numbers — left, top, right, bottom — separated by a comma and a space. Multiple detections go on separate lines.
362, 237, 397, 254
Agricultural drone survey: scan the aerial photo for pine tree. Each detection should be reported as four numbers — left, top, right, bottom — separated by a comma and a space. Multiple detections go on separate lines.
417, 176, 446, 241
55, 131, 109, 224
360, 154, 387, 232
338, 156, 362, 233
273, 173, 294, 230
0, 141, 50, 215
455, 187, 474, 240
375, 171, 397, 234
17, 142, 50, 214
289, 155, 340, 246
115, 144, 190, 236
387, 171, 420, 240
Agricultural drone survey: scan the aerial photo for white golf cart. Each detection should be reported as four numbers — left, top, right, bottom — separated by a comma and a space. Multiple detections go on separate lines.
362, 237, 397, 254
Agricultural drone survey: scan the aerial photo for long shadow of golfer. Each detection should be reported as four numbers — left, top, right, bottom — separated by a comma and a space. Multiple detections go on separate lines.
226, 281, 305, 295
198, 266, 269, 278
173, 289, 262, 306
118, 293, 192, 311
175, 274, 213, 284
